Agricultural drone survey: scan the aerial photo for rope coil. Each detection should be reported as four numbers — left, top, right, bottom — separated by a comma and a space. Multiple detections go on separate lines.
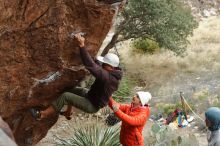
181, 95, 204, 122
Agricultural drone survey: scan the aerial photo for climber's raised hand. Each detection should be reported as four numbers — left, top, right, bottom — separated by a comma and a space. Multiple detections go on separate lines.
74, 33, 85, 48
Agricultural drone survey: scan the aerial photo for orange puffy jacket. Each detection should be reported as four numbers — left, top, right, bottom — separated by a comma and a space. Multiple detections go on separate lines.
109, 98, 150, 146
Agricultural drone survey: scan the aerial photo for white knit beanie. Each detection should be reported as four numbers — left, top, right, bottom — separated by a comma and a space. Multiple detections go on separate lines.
137, 91, 152, 106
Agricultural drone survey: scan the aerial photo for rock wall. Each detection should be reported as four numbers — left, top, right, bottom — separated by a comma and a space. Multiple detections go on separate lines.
0, 0, 121, 145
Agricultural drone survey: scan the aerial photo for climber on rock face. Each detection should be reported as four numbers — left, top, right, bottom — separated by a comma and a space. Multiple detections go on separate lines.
30, 33, 123, 120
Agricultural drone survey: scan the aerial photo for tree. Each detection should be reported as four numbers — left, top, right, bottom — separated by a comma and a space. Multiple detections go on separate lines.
101, 0, 198, 56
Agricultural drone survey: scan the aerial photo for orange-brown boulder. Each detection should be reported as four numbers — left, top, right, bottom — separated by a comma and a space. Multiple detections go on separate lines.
0, 0, 122, 145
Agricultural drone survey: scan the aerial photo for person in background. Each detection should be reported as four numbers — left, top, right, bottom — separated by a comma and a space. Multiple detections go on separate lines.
205, 107, 220, 146
30, 33, 122, 120
109, 91, 152, 146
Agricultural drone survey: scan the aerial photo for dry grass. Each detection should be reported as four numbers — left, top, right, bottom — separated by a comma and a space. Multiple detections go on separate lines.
119, 16, 220, 95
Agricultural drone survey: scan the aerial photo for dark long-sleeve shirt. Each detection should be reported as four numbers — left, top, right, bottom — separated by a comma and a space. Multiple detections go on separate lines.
79, 47, 123, 108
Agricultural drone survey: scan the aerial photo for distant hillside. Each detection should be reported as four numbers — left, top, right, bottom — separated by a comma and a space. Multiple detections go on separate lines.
182, 0, 220, 18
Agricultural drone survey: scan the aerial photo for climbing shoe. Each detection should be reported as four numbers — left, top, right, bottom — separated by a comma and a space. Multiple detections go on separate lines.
60, 111, 72, 120
30, 108, 41, 121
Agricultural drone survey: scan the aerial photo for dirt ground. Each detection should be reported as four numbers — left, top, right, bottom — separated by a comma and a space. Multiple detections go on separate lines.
36, 110, 208, 146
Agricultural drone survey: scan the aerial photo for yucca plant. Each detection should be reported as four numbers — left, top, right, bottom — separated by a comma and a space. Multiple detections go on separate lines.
56, 123, 121, 146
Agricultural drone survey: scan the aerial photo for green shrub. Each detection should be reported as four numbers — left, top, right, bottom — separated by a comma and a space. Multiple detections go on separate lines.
113, 76, 136, 102
147, 124, 199, 146
163, 104, 179, 115
132, 38, 160, 54
113, 0, 198, 55
193, 90, 209, 100
198, 91, 209, 100
216, 95, 220, 100
155, 102, 195, 116
156, 103, 180, 115
214, 100, 220, 107
56, 124, 121, 146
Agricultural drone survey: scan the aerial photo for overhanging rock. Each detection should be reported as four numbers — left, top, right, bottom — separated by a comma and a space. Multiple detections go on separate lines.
0, 0, 122, 145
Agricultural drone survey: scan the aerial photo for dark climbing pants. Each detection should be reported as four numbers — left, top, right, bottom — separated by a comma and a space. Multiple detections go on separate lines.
52, 87, 99, 113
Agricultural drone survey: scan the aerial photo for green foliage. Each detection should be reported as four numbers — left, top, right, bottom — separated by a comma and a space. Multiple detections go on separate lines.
56, 124, 121, 146
214, 100, 220, 107
216, 95, 220, 100
116, 0, 198, 55
113, 76, 136, 102
132, 38, 160, 54
147, 124, 199, 146
215, 102, 220, 107
197, 91, 209, 100
156, 103, 179, 115
156, 102, 195, 116
151, 123, 161, 134
163, 104, 180, 115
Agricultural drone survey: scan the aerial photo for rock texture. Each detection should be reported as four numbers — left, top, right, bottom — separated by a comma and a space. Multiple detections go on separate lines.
0, 0, 121, 145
